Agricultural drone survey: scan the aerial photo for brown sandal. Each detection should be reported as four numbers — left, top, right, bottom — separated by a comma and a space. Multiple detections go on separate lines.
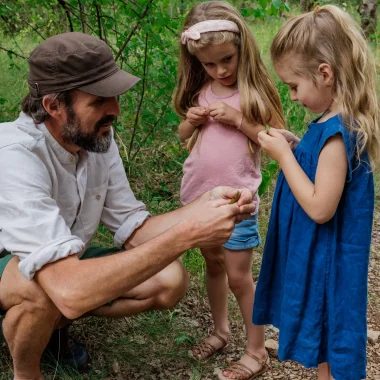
192, 332, 228, 360
218, 350, 270, 379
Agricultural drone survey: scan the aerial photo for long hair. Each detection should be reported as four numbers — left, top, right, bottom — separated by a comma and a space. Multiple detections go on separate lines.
173, 1, 284, 153
271, 5, 380, 170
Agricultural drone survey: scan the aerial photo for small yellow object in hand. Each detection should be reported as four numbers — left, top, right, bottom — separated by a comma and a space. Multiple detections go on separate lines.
266, 125, 270, 134
229, 191, 241, 204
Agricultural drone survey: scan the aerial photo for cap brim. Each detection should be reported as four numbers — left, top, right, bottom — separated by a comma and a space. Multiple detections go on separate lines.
78, 69, 140, 97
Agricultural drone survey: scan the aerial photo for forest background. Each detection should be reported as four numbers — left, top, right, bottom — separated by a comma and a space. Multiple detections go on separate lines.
0, 0, 379, 378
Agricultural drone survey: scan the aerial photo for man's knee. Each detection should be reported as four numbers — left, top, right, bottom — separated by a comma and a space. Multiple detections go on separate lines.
155, 261, 189, 309
0, 257, 62, 328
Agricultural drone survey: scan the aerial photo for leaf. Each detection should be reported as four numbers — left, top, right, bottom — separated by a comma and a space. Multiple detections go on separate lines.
258, 171, 270, 196
258, 0, 268, 10
229, 191, 241, 204
272, 0, 282, 9
175, 332, 195, 345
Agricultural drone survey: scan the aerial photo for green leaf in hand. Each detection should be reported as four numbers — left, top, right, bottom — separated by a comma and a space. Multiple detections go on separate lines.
229, 191, 241, 204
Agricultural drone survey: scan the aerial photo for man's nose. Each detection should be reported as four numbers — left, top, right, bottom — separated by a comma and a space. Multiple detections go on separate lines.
106, 97, 120, 116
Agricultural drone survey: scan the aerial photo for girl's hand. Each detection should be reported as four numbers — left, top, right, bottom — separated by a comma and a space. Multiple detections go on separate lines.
275, 129, 301, 150
258, 129, 293, 164
186, 106, 209, 127
207, 102, 241, 127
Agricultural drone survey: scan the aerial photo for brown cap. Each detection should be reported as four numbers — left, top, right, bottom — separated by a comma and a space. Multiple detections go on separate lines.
27, 32, 140, 97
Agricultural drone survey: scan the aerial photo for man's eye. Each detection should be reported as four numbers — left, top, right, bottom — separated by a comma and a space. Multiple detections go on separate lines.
291, 86, 297, 91
95, 97, 105, 104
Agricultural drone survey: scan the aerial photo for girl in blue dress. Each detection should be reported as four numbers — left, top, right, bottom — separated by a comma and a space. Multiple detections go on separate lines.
254, 5, 380, 380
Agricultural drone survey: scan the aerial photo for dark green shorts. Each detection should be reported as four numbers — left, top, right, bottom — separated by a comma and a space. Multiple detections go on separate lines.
0, 246, 121, 341
0, 246, 120, 315
0, 246, 121, 279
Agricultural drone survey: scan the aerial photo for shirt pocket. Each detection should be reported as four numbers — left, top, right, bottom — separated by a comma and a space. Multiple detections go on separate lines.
80, 181, 108, 238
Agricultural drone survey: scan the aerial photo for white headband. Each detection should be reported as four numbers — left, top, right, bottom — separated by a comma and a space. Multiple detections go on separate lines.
181, 20, 239, 45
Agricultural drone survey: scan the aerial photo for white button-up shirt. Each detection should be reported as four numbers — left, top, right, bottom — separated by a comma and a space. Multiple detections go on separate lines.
0, 113, 150, 280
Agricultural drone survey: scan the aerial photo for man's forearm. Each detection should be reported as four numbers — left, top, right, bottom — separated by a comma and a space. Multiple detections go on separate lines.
36, 221, 193, 320
125, 191, 208, 249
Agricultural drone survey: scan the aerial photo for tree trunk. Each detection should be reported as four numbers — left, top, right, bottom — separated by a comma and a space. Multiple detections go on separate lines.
358, 0, 377, 39
300, 0, 314, 13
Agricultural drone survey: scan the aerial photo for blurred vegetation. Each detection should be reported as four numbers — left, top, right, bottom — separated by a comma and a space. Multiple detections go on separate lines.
0, 0, 378, 378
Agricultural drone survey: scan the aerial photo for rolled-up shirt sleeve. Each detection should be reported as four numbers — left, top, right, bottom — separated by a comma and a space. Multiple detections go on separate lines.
0, 146, 84, 280
101, 140, 150, 248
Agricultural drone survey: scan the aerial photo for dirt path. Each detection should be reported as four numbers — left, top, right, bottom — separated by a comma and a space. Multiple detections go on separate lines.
196, 204, 380, 380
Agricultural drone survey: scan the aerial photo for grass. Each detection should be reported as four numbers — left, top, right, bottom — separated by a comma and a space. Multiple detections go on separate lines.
0, 5, 379, 379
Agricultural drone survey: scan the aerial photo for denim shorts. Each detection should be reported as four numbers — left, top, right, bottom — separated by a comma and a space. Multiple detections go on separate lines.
223, 213, 261, 251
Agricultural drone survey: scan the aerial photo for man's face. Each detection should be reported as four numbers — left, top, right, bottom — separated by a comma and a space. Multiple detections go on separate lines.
61, 90, 121, 153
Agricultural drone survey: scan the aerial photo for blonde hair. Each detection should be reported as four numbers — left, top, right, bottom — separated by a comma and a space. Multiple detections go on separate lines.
173, 1, 284, 154
271, 5, 380, 170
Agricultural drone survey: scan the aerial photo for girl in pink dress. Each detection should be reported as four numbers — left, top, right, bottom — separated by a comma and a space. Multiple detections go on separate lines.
173, 2, 284, 379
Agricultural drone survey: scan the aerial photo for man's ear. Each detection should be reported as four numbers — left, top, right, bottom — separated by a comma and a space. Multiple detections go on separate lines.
317, 63, 334, 86
42, 95, 64, 119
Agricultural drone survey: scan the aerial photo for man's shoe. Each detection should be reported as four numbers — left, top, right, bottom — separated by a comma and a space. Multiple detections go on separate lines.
44, 325, 89, 370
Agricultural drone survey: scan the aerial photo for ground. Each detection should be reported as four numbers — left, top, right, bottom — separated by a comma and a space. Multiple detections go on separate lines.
2, 200, 379, 380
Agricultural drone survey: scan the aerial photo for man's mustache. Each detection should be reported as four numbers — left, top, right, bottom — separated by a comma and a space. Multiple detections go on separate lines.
95, 115, 116, 132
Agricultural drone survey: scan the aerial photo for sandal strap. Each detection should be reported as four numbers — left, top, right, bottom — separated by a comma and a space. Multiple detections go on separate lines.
210, 332, 228, 347
245, 350, 269, 369
193, 341, 217, 357
224, 362, 254, 378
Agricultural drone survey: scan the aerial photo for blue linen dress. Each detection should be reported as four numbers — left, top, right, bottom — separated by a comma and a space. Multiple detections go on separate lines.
253, 115, 374, 380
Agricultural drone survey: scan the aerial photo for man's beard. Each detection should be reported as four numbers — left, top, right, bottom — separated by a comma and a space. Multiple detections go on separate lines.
61, 106, 114, 153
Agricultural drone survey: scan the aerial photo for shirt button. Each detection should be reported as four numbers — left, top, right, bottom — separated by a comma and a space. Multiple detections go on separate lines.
96, 194, 101, 201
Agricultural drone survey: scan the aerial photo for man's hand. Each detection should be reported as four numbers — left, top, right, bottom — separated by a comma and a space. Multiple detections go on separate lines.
184, 187, 255, 248
207, 102, 241, 127
209, 186, 254, 221
182, 198, 237, 249
186, 106, 209, 127
258, 129, 293, 164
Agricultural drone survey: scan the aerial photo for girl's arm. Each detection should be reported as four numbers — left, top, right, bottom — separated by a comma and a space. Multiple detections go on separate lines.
239, 114, 283, 145
258, 129, 347, 224
178, 118, 198, 142
178, 106, 208, 142
207, 102, 283, 145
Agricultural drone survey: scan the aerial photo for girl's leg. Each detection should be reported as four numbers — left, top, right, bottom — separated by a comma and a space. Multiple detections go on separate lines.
318, 363, 334, 380
222, 247, 268, 378
192, 246, 230, 359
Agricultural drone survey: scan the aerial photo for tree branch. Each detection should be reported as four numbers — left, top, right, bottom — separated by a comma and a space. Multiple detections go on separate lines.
77, 0, 86, 33
57, 0, 74, 32
94, 2, 102, 40
0, 15, 26, 57
0, 0, 45, 40
115, 0, 153, 61
128, 33, 149, 155
130, 93, 173, 162
0, 46, 27, 59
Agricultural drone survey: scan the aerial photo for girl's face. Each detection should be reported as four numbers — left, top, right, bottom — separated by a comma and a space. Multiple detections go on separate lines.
275, 60, 334, 114
194, 42, 239, 88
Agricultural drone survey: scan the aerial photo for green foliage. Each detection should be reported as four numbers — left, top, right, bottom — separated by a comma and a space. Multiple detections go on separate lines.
258, 159, 278, 196
1, 2, 378, 378
241, 0, 290, 19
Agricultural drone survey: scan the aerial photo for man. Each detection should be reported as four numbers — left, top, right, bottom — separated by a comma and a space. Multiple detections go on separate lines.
0, 32, 254, 379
